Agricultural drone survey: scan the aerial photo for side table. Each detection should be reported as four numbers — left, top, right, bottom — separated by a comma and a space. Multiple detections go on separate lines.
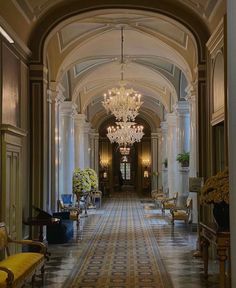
200, 222, 230, 288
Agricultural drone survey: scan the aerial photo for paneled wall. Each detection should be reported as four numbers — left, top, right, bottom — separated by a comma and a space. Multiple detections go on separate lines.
0, 35, 29, 243
206, 18, 227, 173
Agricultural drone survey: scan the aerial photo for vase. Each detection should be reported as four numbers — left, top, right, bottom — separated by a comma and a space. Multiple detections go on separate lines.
213, 201, 229, 231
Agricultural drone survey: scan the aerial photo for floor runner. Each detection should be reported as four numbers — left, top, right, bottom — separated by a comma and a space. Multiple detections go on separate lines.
64, 197, 173, 288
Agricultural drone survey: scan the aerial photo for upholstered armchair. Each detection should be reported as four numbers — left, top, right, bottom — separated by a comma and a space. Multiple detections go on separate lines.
58, 194, 80, 225
170, 197, 192, 225
161, 192, 178, 214
152, 189, 169, 208
91, 190, 102, 208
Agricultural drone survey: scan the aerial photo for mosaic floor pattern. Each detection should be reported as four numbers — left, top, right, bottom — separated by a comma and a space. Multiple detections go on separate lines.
64, 198, 173, 288
30, 193, 221, 288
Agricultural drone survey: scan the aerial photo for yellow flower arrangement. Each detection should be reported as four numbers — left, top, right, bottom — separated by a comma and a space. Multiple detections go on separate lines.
200, 168, 229, 204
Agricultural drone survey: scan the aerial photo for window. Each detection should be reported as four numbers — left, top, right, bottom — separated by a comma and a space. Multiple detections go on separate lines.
120, 162, 131, 180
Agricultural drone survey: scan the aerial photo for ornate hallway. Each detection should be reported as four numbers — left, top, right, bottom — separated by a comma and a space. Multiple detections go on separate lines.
32, 193, 218, 288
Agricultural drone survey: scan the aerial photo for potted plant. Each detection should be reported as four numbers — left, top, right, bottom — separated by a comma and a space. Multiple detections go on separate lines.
176, 152, 189, 167
163, 158, 168, 168
200, 168, 229, 231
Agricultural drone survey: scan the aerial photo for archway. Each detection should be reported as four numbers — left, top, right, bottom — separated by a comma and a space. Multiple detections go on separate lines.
27, 3, 208, 211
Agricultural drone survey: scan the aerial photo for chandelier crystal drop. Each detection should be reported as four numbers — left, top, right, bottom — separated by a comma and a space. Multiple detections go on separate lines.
107, 122, 144, 146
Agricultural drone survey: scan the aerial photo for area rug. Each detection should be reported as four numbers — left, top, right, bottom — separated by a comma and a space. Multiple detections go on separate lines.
64, 198, 173, 288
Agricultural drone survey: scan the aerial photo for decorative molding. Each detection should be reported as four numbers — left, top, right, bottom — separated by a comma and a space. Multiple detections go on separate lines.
211, 107, 224, 126
0, 16, 31, 59
206, 18, 224, 57
173, 101, 190, 115
60, 101, 77, 117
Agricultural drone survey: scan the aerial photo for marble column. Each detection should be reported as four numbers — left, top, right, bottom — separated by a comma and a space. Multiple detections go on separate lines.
84, 122, 91, 168
74, 114, 86, 169
166, 113, 178, 197
185, 84, 199, 224
228, 1, 236, 285
48, 82, 65, 211
174, 101, 190, 205
59, 102, 77, 196
90, 131, 99, 176
185, 84, 198, 177
161, 121, 168, 193
151, 133, 158, 191
157, 129, 162, 189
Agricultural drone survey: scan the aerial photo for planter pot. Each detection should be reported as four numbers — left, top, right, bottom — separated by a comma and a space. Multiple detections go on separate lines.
213, 201, 230, 231
181, 161, 189, 167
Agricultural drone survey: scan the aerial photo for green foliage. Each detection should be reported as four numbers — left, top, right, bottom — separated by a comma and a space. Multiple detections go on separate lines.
176, 152, 189, 166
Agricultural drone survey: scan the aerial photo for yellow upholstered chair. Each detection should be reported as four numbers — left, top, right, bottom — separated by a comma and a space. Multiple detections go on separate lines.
152, 189, 169, 208
0, 222, 46, 288
161, 192, 178, 214
170, 197, 192, 225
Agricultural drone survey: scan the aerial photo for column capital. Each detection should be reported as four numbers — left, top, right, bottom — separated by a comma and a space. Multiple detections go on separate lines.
60, 101, 77, 116
173, 101, 190, 115
151, 132, 159, 140
74, 113, 86, 122
151, 130, 162, 139
84, 122, 91, 133
48, 82, 66, 104
90, 129, 99, 139
185, 83, 197, 102
166, 113, 177, 126
160, 121, 168, 132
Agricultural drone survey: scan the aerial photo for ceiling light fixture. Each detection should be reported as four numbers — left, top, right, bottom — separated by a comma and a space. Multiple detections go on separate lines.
107, 122, 144, 146
0, 26, 14, 44
102, 27, 143, 122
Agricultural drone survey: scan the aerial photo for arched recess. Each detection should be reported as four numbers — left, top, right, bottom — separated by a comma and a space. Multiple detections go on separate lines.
28, 1, 209, 208
98, 114, 153, 194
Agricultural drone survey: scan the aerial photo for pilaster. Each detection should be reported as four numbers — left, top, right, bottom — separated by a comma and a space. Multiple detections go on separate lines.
74, 113, 86, 169
48, 82, 65, 211
59, 101, 77, 196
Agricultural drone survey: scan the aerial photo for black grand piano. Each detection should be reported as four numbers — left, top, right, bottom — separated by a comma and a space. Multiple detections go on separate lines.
24, 206, 73, 244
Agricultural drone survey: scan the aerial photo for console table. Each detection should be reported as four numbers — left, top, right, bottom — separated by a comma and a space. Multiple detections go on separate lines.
200, 222, 230, 288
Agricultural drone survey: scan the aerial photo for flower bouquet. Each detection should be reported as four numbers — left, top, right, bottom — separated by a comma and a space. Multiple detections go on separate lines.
73, 168, 91, 197
85, 168, 98, 191
200, 168, 229, 231
200, 168, 229, 204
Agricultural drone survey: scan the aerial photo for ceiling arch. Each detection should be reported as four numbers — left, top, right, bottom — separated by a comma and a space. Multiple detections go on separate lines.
27, 1, 209, 64
25, 3, 210, 131
42, 9, 201, 122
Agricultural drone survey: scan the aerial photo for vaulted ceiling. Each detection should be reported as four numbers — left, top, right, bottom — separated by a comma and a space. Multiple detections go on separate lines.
0, 0, 226, 130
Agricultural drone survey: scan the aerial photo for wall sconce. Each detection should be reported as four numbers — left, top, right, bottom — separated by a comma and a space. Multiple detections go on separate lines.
100, 159, 109, 169
144, 169, 149, 178
142, 159, 151, 167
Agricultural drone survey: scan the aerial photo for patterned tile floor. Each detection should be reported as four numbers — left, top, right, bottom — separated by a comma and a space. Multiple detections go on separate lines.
30, 193, 222, 288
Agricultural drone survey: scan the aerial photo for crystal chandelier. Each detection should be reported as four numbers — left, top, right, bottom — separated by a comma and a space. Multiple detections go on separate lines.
107, 122, 144, 146
102, 27, 143, 122
119, 146, 130, 155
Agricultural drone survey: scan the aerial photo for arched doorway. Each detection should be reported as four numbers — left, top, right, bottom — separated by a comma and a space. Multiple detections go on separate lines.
99, 116, 151, 196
